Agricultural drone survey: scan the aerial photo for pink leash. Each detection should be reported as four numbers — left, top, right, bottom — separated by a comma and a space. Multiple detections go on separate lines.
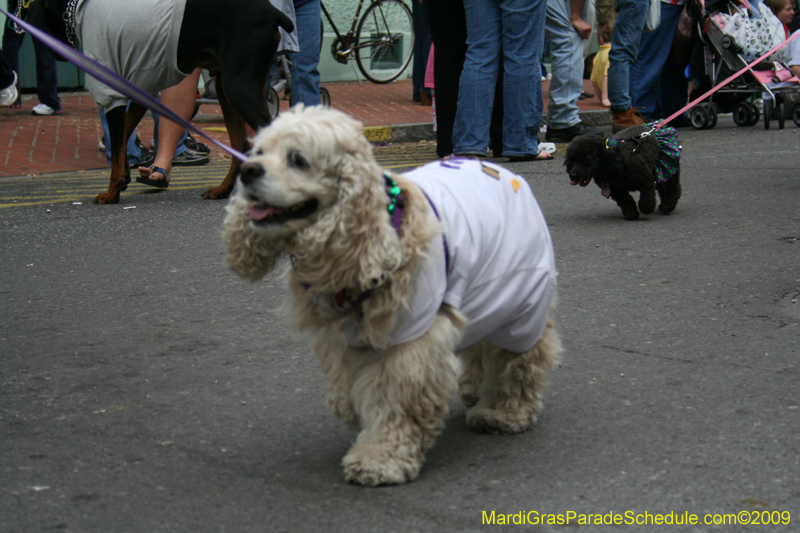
658, 29, 800, 128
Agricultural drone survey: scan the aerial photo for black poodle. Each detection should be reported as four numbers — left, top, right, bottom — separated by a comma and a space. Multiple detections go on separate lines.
564, 124, 682, 220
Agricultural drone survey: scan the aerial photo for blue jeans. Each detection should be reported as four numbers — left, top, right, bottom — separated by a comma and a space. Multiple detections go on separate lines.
630, 2, 685, 118
290, 0, 322, 107
453, 0, 545, 157
607, 0, 648, 111
545, 0, 586, 128
99, 105, 187, 166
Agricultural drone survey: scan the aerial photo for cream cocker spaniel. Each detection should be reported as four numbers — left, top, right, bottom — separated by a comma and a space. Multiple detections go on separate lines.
224, 106, 562, 486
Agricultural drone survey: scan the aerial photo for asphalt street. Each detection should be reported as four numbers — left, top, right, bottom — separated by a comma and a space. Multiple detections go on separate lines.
1, 117, 798, 532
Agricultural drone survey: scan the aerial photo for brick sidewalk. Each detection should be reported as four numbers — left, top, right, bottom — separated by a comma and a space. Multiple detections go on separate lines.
0, 78, 608, 178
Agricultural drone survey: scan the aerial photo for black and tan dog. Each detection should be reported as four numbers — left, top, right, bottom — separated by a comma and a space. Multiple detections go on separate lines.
564, 124, 682, 221
35, 0, 292, 204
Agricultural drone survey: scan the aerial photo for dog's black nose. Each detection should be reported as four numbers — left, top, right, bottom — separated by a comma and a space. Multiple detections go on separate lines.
239, 162, 264, 186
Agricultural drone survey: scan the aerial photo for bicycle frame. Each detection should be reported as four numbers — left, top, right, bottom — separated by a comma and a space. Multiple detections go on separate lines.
321, 0, 415, 83
321, 0, 367, 63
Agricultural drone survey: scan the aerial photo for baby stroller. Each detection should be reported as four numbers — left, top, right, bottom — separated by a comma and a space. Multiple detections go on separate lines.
686, 0, 800, 129
194, 57, 331, 121
268, 54, 331, 119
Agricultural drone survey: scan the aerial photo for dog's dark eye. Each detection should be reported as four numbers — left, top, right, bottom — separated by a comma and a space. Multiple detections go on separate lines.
253, 147, 264, 156
288, 150, 310, 170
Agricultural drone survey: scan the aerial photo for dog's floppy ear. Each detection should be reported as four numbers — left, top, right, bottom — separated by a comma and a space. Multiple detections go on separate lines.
325, 152, 405, 292
222, 197, 286, 281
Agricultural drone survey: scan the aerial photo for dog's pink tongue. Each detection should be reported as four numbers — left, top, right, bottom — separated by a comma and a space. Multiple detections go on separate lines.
602, 188, 611, 198
249, 205, 278, 221
569, 180, 580, 186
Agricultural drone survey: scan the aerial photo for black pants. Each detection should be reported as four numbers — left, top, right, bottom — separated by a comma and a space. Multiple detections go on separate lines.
2, 0, 62, 110
425, 0, 503, 157
0, 52, 14, 88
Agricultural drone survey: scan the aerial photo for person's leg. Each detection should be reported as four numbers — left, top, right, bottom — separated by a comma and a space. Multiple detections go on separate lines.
138, 70, 201, 184
658, 55, 688, 120
607, 0, 648, 111
290, 0, 322, 107
99, 105, 142, 165
544, 0, 584, 129
412, 0, 433, 102
152, 112, 189, 158
0, 52, 18, 107
31, 16, 61, 112
0, 51, 14, 89
2, 22, 24, 107
629, 3, 683, 118
498, 0, 545, 157
452, 0, 502, 156
426, 0, 468, 157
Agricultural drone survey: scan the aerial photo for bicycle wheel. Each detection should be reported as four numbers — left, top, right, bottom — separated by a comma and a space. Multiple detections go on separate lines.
355, 0, 414, 84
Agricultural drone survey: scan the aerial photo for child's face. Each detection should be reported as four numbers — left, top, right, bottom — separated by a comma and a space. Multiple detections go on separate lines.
775, 1, 795, 25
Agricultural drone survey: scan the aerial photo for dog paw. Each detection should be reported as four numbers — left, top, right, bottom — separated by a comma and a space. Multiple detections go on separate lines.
658, 202, 676, 214
623, 210, 639, 221
466, 406, 537, 435
93, 192, 121, 205
342, 445, 420, 486
638, 199, 656, 215
202, 186, 232, 200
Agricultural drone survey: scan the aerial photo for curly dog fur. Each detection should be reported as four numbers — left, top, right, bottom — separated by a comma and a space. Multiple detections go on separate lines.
564, 125, 682, 220
223, 106, 561, 486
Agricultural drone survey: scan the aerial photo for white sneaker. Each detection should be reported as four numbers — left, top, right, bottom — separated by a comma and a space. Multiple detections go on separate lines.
32, 103, 61, 115
1, 72, 19, 107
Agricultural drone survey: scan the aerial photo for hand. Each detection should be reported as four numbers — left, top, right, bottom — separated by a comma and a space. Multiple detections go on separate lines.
571, 17, 592, 40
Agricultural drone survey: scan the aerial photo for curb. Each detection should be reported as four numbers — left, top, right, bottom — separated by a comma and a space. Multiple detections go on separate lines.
370, 109, 612, 144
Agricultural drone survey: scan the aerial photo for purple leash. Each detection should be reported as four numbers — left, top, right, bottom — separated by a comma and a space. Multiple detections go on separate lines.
0, 7, 248, 163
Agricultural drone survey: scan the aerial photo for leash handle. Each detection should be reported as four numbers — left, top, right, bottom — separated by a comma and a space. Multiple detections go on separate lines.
0, 7, 248, 162
658, 27, 800, 128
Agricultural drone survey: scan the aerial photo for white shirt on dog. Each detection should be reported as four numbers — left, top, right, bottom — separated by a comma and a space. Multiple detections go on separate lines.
346, 159, 557, 353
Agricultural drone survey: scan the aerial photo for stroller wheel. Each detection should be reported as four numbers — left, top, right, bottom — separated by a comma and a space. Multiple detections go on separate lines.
793, 104, 800, 127
268, 87, 280, 121
690, 105, 709, 129
747, 103, 760, 126
763, 98, 773, 130
319, 86, 331, 108
706, 104, 719, 129
777, 101, 785, 130
733, 103, 751, 127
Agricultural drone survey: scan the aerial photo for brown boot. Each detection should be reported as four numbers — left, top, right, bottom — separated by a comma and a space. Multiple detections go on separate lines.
611, 107, 646, 133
